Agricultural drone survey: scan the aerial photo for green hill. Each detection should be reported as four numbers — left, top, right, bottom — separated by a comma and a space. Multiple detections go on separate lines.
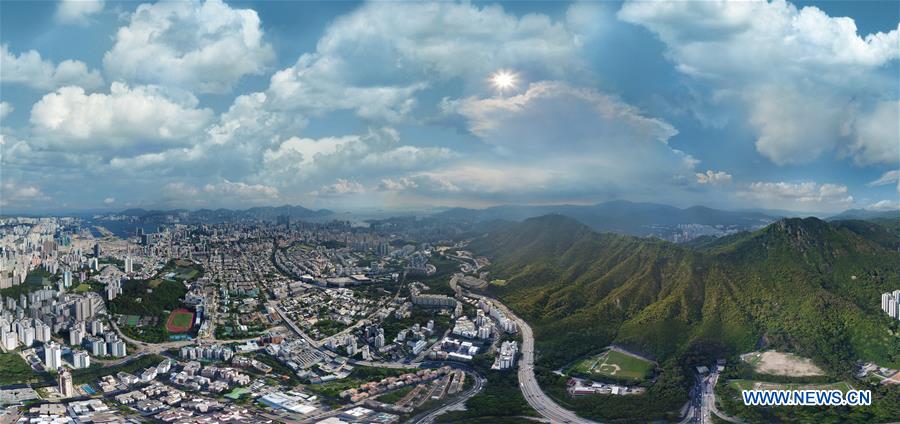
470, 215, 900, 374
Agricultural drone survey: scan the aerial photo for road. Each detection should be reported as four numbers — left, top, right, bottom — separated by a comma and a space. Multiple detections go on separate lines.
462, 290, 597, 424
681, 370, 742, 424
410, 370, 486, 424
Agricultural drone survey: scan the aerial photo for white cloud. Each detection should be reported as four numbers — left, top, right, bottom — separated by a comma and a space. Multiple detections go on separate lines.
104, 0, 274, 93
30, 82, 213, 150
867, 169, 899, 190
619, 0, 900, 166
447, 81, 679, 154
866, 200, 900, 211
266, 1, 584, 121
696, 170, 732, 185
0, 102, 12, 119
56, 0, 104, 25
850, 101, 899, 166
161, 179, 278, 208
368, 81, 706, 205
0, 180, 48, 209
203, 180, 278, 199
1, 44, 103, 90
103, 197, 115, 205
311, 179, 366, 197
742, 181, 854, 212
260, 128, 456, 187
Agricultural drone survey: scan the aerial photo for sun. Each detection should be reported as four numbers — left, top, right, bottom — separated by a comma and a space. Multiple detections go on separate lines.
491, 70, 517, 91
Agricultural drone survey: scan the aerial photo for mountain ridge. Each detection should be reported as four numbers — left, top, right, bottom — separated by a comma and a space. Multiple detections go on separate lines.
470, 215, 900, 374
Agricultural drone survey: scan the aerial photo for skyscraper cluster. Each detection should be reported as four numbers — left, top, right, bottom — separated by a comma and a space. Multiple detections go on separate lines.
881, 290, 900, 320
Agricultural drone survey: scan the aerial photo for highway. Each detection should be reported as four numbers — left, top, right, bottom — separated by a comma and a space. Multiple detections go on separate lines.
462, 290, 597, 424
410, 369, 486, 424
681, 370, 743, 424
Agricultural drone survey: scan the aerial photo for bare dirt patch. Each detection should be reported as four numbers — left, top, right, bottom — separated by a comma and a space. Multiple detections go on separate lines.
744, 351, 825, 377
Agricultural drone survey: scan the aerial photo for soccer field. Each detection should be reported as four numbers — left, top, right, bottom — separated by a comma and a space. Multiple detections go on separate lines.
166, 309, 194, 333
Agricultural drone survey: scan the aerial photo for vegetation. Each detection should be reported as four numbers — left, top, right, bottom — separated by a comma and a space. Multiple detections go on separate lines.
377, 385, 414, 404
118, 323, 168, 343
466, 215, 900, 421
72, 354, 165, 384
435, 355, 537, 423
248, 353, 301, 386
0, 268, 53, 298
717, 378, 900, 423
312, 319, 347, 337
0, 353, 49, 386
108, 278, 188, 317
307, 365, 413, 401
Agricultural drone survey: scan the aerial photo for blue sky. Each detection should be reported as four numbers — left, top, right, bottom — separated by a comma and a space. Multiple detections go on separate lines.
1, 0, 897, 214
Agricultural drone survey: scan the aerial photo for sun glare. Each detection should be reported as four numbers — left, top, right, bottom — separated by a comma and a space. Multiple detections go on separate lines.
491, 70, 516, 91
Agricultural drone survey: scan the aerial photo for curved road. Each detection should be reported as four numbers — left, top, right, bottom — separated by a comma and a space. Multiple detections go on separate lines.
410, 371, 486, 424
461, 290, 597, 424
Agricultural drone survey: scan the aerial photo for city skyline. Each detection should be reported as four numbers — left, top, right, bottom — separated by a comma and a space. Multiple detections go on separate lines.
1, 0, 898, 214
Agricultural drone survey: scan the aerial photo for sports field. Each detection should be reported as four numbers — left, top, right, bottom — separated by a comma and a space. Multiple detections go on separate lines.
570, 348, 655, 382
165, 308, 194, 333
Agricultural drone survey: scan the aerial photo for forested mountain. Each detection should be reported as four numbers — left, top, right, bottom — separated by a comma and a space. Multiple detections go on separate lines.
470, 215, 900, 374
436, 200, 776, 241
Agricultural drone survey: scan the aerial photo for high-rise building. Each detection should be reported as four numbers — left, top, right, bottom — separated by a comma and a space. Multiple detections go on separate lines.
107, 280, 121, 301
90, 320, 104, 336
124, 256, 133, 274
74, 298, 94, 321
69, 327, 84, 346
63, 271, 72, 288
72, 350, 90, 369
44, 342, 62, 371
35, 321, 51, 343
59, 368, 75, 397
111, 340, 126, 357
91, 339, 107, 356
21, 327, 35, 347
93, 243, 101, 258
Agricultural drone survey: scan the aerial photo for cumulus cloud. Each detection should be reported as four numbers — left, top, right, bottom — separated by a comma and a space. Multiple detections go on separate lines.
56, 0, 104, 25
161, 179, 278, 208
742, 181, 854, 212
266, 1, 584, 121
311, 179, 366, 197
0, 180, 49, 209
850, 101, 899, 166
103, 197, 115, 205
1, 44, 103, 90
696, 170, 732, 185
203, 180, 278, 199
104, 0, 274, 93
431, 81, 696, 201
0, 102, 12, 119
260, 128, 456, 188
30, 82, 213, 150
619, 0, 900, 166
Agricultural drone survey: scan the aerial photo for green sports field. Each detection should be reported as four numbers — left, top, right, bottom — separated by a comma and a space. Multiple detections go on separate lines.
569, 349, 655, 382
165, 309, 194, 333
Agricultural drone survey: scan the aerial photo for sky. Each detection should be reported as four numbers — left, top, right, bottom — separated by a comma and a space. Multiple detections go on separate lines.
0, 0, 898, 215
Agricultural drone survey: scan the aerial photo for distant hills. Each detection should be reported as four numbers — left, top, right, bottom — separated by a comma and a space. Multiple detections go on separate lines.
111, 205, 334, 223
436, 200, 777, 241
470, 215, 900, 374
827, 208, 900, 221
